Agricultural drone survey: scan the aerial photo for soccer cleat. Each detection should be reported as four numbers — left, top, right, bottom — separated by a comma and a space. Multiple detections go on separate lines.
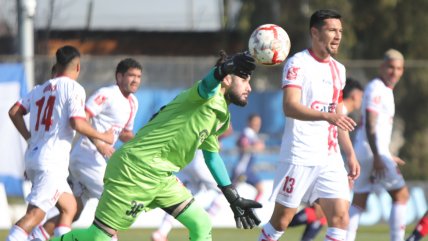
151, 231, 168, 241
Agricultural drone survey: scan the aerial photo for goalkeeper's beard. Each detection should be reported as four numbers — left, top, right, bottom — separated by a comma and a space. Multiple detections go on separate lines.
225, 90, 247, 107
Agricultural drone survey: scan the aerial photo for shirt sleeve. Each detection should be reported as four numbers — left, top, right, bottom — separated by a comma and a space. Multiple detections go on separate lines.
198, 68, 221, 99
18, 86, 37, 113
366, 84, 382, 113
85, 88, 108, 117
282, 56, 303, 89
199, 134, 220, 152
68, 83, 86, 119
202, 150, 232, 187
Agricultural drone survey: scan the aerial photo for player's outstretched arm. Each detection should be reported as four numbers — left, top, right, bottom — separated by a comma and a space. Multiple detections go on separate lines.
202, 150, 262, 229
70, 117, 114, 144
198, 52, 255, 99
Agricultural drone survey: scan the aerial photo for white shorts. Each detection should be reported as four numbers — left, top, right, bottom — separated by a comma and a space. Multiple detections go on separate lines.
177, 150, 219, 194
353, 153, 406, 193
26, 168, 72, 213
271, 161, 350, 208
69, 160, 106, 204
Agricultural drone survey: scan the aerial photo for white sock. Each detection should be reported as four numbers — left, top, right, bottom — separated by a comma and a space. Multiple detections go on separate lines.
389, 202, 406, 241
28, 225, 50, 241
6, 225, 28, 241
258, 222, 284, 241
346, 205, 362, 241
157, 214, 175, 236
53, 225, 71, 237
325, 227, 347, 241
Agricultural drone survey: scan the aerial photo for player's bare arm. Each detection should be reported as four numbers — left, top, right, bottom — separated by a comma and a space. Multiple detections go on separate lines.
365, 109, 385, 178
8, 103, 31, 141
69, 117, 114, 144
82, 109, 116, 157
283, 87, 356, 131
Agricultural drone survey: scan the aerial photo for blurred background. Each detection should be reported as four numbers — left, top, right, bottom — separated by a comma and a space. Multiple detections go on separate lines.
1, 0, 428, 230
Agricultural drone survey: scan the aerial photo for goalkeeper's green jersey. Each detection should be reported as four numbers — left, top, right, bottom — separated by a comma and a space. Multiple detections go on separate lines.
114, 79, 230, 174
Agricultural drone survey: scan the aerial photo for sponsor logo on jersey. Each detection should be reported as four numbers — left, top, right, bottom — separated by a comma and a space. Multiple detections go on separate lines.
94, 95, 107, 105
310, 101, 336, 113
199, 129, 209, 143
286, 66, 300, 80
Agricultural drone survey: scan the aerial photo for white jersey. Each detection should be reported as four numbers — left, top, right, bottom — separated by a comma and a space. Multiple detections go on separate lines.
70, 85, 138, 167
353, 78, 395, 160
18, 76, 86, 172
279, 49, 346, 166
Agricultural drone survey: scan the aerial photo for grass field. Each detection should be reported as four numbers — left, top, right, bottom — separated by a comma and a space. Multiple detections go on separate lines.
0, 224, 408, 240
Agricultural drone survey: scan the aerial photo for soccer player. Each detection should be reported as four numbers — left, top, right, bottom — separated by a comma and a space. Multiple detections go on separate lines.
232, 113, 266, 202
7, 45, 114, 241
346, 49, 409, 241
406, 211, 428, 241
287, 77, 363, 241
257, 9, 360, 241
28, 58, 142, 240
43, 51, 262, 241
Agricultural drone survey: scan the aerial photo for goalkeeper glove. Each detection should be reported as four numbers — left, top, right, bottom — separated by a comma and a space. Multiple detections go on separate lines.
214, 52, 256, 80
220, 185, 262, 229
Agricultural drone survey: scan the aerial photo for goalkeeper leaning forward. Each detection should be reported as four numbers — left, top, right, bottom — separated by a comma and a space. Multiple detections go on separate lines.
46, 51, 262, 241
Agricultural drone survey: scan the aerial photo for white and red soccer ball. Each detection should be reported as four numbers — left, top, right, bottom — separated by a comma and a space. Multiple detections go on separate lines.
248, 24, 291, 65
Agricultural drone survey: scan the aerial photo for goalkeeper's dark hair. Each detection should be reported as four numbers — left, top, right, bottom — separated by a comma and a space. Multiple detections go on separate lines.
116, 58, 143, 76
309, 9, 341, 30
343, 77, 363, 99
55, 45, 80, 68
215, 50, 229, 67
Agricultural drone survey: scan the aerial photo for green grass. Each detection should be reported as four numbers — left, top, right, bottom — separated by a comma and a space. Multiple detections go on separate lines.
0, 224, 405, 240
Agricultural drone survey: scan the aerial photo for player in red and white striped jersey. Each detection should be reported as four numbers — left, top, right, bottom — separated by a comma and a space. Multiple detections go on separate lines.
258, 9, 360, 241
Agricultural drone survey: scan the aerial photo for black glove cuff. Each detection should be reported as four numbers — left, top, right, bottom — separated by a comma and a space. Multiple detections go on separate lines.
219, 185, 240, 204
213, 66, 225, 81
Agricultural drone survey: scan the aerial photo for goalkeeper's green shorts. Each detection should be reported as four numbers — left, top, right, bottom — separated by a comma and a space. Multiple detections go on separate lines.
95, 151, 192, 230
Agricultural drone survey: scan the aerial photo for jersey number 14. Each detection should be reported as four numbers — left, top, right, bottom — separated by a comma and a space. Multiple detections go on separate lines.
35, 96, 56, 131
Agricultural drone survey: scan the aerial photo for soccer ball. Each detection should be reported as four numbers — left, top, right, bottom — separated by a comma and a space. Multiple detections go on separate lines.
248, 24, 291, 65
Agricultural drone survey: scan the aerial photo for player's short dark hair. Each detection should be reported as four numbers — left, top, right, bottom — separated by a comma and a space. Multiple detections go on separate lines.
115, 58, 143, 75
309, 9, 341, 30
343, 77, 363, 99
55, 45, 80, 67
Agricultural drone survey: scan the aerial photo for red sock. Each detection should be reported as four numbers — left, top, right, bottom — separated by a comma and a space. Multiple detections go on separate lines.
304, 207, 317, 223
417, 217, 428, 236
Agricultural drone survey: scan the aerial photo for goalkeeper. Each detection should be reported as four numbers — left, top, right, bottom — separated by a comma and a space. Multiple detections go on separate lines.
45, 50, 262, 241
